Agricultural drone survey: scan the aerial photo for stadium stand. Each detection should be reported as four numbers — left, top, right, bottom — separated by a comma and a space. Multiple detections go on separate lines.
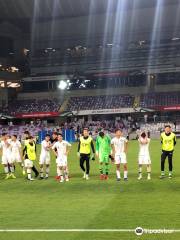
2, 91, 180, 115
139, 122, 177, 134
66, 95, 134, 111
140, 92, 180, 108
0, 118, 130, 140
5, 98, 60, 114
0, 123, 42, 140
156, 73, 180, 85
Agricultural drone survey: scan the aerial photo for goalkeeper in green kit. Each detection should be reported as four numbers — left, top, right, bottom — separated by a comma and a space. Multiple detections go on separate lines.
96, 131, 112, 180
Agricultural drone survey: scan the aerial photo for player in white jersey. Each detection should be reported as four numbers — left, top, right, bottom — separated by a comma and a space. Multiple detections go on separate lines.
111, 129, 128, 181
0, 133, 16, 179
39, 134, 51, 179
52, 133, 71, 183
50, 132, 60, 180
138, 132, 151, 180
11, 135, 25, 175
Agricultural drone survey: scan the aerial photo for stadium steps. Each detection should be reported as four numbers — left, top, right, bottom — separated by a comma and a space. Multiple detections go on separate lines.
133, 95, 140, 108
59, 97, 70, 112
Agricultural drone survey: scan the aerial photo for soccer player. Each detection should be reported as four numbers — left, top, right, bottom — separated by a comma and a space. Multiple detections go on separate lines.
24, 136, 37, 181
11, 135, 25, 175
96, 131, 111, 180
39, 134, 51, 179
137, 131, 151, 180
23, 131, 39, 178
111, 129, 128, 181
77, 128, 95, 180
6, 134, 12, 173
50, 132, 60, 180
0, 133, 16, 179
160, 125, 177, 179
52, 133, 71, 183
23, 131, 30, 146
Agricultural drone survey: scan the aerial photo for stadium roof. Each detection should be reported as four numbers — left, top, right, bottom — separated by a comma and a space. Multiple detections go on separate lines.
0, 0, 179, 33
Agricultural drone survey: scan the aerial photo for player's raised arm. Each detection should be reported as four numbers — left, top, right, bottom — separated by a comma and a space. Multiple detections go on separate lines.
139, 132, 148, 144
124, 139, 128, 153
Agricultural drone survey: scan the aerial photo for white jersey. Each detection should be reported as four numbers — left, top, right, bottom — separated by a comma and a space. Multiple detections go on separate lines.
52, 140, 71, 157
138, 138, 151, 164
39, 140, 51, 165
138, 138, 150, 156
111, 137, 128, 154
0, 139, 12, 155
41, 140, 51, 155
11, 140, 21, 154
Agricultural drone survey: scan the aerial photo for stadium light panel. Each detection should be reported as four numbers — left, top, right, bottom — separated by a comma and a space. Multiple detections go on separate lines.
58, 80, 67, 90
172, 37, 180, 41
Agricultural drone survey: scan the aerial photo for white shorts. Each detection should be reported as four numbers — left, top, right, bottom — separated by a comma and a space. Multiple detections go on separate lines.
138, 155, 151, 165
115, 152, 127, 164
56, 155, 67, 167
2, 154, 13, 164
39, 152, 50, 165
11, 153, 22, 163
24, 159, 34, 168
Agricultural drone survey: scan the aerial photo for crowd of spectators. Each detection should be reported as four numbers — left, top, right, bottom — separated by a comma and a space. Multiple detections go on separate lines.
1, 91, 180, 116
140, 92, 180, 108
0, 116, 136, 141
2, 98, 60, 115
1, 116, 180, 141
67, 95, 134, 111
156, 73, 180, 85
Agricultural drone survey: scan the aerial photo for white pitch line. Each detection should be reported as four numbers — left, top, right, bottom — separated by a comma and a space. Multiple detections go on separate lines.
0, 229, 180, 233
0, 229, 134, 232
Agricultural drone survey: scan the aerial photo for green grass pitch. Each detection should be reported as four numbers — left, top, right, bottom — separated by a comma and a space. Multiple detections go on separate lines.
0, 140, 180, 240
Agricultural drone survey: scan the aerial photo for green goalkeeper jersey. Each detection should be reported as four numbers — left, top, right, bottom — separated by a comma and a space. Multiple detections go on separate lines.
96, 135, 111, 155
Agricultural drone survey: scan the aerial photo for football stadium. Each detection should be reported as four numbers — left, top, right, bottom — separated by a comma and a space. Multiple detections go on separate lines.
0, 0, 180, 239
